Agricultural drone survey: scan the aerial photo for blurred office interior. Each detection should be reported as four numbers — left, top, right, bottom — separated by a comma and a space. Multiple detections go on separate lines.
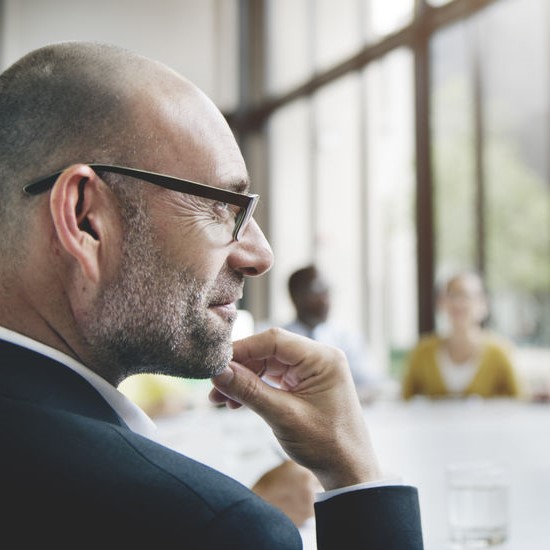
2, 0, 549, 396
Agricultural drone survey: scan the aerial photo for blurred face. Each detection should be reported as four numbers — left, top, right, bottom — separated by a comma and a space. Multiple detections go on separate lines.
439, 273, 488, 329
80, 70, 273, 383
295, 275, 331, 327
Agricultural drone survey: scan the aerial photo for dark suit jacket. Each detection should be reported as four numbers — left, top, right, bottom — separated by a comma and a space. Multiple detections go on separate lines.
0, 339, 423, 548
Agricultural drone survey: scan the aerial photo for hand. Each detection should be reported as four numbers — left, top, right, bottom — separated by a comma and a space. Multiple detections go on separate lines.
210, 328, 382, 491
251, 460, 321, 527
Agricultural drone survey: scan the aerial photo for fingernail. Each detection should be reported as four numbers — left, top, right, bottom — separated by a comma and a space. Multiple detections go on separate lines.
213, 366, 234, 386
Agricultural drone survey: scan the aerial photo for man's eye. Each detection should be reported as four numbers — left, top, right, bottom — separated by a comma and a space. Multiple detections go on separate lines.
212, 201, 238, 221
213, 201, 229, 214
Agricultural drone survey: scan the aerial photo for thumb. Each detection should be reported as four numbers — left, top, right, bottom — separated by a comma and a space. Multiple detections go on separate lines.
211, 361, 279, 414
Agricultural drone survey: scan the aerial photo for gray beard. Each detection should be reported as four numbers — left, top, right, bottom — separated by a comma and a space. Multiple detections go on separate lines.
80, 200, 239, 385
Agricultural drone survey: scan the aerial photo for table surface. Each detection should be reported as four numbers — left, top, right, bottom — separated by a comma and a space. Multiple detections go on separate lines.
154, 397, 550, 550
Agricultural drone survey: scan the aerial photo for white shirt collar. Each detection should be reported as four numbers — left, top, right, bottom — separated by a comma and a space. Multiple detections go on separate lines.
0, 326, 157, 438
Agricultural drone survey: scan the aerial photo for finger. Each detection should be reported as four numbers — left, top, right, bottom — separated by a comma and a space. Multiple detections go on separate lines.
232, 328, 350, 391
232, 328, 315, 369
208, 387, 242, 409
211, 361, 297, 417
208, 368, 243, 408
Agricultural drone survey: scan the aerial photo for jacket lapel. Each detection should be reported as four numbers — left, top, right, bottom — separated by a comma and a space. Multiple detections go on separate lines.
0, 339, 126, 428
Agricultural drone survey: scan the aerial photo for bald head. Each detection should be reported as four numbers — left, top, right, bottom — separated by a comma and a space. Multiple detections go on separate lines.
0, 41, 228, 260
0, 42, 188, 186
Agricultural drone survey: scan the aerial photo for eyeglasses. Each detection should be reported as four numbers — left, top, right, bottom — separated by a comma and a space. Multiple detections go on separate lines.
23, 164, 260, 241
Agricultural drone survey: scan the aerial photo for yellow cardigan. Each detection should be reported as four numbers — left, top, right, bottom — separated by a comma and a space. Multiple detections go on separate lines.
402, 333, 521, 400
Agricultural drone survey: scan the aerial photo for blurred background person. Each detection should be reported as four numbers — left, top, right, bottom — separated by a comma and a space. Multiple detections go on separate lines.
281, 265, 381, 403
402, 270, 521, 400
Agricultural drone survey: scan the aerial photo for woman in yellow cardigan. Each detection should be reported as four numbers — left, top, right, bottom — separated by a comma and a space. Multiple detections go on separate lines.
402, 270, 521, 400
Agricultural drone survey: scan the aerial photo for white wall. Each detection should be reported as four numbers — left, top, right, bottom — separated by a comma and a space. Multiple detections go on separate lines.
0, 0, 239, 111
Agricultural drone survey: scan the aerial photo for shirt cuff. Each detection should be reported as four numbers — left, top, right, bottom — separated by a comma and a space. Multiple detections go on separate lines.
315, 476, 404, 503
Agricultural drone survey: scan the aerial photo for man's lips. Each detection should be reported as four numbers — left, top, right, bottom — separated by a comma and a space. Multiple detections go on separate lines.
208, 293, 242, 319
208, 287, 243, 309
208, 281, 244, 314
208, 300, 239, 323
208, 295, 241, 308
209, 301, 237, 310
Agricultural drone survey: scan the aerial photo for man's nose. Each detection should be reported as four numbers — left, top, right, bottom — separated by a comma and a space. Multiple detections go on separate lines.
230, 218, 274, 277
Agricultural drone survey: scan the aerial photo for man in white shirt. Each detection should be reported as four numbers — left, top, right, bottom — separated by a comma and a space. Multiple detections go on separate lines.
284, 265, 381, 403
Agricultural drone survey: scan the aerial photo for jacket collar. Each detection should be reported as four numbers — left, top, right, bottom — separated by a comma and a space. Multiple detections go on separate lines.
0, 328, 157, 437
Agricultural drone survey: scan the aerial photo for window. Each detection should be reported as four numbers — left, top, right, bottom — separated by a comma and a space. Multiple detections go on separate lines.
267, 99, 313, 323
364, 48, 416, 375
431, 22, 477, 276
238, 0, 550, 392
430, 0, 550, 389
367, 0, 413, 38
266, 0, 312, 95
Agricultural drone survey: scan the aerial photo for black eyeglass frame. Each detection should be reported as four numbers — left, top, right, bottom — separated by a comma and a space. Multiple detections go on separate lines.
23, 164, 259, 241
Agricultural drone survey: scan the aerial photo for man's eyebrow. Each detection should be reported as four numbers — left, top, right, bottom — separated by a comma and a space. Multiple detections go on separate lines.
226, 179, 251, 194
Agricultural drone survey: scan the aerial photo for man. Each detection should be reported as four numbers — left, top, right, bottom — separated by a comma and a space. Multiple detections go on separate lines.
284, 265, 381, 403
0, 42, 423, 548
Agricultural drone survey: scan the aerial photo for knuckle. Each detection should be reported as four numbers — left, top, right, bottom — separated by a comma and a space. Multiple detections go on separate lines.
236, 372, 262, 403
266, 326, 285, 339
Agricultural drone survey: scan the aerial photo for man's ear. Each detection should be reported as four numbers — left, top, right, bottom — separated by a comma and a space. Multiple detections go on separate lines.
49, 164, 116, 284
